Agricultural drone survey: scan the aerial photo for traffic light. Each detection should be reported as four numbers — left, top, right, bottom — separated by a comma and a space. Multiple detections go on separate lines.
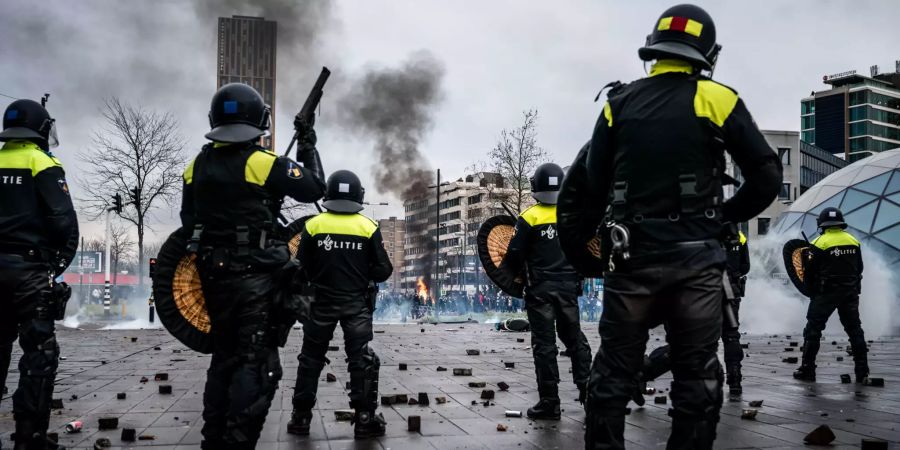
130, 187, 141, 210
148, 258, 157, 278
112, 193, 123, 214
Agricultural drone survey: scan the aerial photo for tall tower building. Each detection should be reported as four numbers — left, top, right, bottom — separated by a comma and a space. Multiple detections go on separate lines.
217, 16, 277, 150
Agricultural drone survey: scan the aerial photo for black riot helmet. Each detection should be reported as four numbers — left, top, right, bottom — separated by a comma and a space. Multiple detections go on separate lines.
817, 207, 847, 230
0, 99, 58, 149
530, 163, 565, 205
205, 83, 270, 143
323, 170, 365, 213
638, 4, 721, 72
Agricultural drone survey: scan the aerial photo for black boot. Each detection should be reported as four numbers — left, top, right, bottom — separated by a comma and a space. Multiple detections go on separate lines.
577, 383, 587, 405
855, 358, 870, 384
353, 411, 386, 439
726, 365, 742, 397
286, 410, 313, 436
632, 379, 646, 407
13, 421, 64, 450
793, 364, 816, 382
527, 398, 561, 420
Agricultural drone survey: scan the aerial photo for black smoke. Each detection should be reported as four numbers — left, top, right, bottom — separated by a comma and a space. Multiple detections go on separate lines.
337, 51, 445, 201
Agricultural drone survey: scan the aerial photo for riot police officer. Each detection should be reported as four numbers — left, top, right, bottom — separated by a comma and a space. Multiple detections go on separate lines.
502, 163, 592, 419
288, 170, 393, 439
577, 4, 783, 449
794, 207, 867, 382
180, 83, 325, 450
637, 230, 751, 400
0, 99, 77, 450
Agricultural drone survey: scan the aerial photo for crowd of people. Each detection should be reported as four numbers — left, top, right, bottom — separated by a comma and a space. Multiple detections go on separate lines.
372, 290, 603, 322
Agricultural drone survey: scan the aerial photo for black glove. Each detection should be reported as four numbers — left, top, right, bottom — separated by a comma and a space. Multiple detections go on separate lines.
720, 222, 740, 247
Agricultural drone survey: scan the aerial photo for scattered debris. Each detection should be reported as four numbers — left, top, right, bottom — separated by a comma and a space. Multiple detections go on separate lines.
466, 349, 480, 356
326, 373, 337, 382
116, 392, 127, 400
841, 374, 852, 384
804, 425, 836, 445
65, 421, 83, 433
469, 381, 486, 388
516, 338, 525, 343
70, 394, 78, 400
139, 377, 149, 383
505, 410, 522, 418
421, 328, 425, 333
395, 394, 408, 403
748, 400, 763, 407
153, 346, 161, 351
784, 348, 795, 352
789, 341, 799, 347
399, 363, 408, 371
482, 400, 492, 407
381, 395, 396, 406
498, 382, 510, 391
864, 377, 885, 387
408, 415, 421, 432
644, 387, 656, 395
837, 356, 844, 361
50, 398, 64, 410
504, 362, 515, 369
782, 357, 799, 364
159, 385, 172, 395
138, 435, 155, 441
408, 397, 418, 405
93, 437, 112, 449
437, 366, 447, 372
121, 428, 136, 442
861, 439, 888, 449
374, 330, 385, 334
471, 400, 478, 406
481, 390, 495, 400
741, 409, 758, 420
453, 368, 472, 376
654, 396, 667, 405
98, 417, 119, 430
130, 337, 138, 342
435, 396, 447, 404
418, 393, 430, 406
335, 410, 354, 421
496, 423, 508, 432
740, 343, 749, 349
154, 373, 169, 381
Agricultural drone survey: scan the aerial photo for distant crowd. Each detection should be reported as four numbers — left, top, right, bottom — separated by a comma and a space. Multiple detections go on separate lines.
373, 290, 602, 322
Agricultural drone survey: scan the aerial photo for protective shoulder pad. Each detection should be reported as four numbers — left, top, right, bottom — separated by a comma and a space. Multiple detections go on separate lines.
521, 204, 556, 226
245, 149, 277, 186
694, 79, 739, 127
305, 212, 377, 238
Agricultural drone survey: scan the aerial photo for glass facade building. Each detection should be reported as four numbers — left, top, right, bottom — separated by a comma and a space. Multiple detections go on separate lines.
773, 148, 900, 266
801, 67, 900, 161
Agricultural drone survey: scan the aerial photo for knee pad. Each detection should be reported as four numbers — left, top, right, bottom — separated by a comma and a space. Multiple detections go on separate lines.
21, 335, 59, 378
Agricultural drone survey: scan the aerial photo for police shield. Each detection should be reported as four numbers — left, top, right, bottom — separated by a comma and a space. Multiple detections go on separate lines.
557, 142, 606, 278
152, 228, 213, 354
782, 239, 811, 297
152, 217, 315, 353
477, 215, 525, 298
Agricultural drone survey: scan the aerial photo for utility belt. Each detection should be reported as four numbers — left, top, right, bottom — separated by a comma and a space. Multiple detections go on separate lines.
186, 222, 282, 256
604, 218, 724, 273
527, 270, 580, 286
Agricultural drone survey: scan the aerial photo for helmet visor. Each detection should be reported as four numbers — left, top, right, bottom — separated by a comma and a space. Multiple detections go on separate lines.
47, 120, 59, 148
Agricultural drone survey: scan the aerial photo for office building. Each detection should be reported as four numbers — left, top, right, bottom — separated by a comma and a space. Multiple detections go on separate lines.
378, 217, 405, 293
402, 172, 519, 295
217, 15, 277, 150
801, 62, 900, 161
731, 130, 847, 239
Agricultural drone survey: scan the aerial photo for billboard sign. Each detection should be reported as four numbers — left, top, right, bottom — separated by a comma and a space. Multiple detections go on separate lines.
68, 251, 103, 273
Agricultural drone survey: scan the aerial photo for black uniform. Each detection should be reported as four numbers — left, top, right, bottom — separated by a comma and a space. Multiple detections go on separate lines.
180, 141, 324, 449
583, 59, 781, 449
292, 211, 393, 418
799, 228, 866, 379
504, 203, 592, 408
0, 140, 78, 447
641, 232, 750, 390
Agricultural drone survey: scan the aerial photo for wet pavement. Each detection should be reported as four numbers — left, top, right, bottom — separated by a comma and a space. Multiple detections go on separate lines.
1, 323, 898, 449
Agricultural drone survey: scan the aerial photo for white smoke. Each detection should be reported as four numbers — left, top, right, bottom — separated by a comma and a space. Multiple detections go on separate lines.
741, 230, 899, 337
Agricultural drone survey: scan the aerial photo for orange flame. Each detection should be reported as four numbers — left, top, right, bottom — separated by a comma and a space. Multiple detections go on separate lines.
416, 276, 432, 305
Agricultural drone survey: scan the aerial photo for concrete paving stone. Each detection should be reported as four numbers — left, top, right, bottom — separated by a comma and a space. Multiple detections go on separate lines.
2, 326, 899, 449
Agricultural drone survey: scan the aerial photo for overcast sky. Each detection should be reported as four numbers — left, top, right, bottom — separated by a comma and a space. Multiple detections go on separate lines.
1, 0, 898, 244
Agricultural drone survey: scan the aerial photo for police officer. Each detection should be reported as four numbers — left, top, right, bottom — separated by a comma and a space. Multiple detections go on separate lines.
579, 4, 782, 448
637, 230, 751, 400
0, 99, 77, 450
288, 170, 393, 439
794, 207, 867, 382
502, 163, 592, 420
180, 83, 325, 450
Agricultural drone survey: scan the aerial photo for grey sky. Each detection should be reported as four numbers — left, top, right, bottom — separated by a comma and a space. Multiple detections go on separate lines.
1, 0, 898, 243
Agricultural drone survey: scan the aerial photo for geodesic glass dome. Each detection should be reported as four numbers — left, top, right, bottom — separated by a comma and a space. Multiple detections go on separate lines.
772, 148, 900, 266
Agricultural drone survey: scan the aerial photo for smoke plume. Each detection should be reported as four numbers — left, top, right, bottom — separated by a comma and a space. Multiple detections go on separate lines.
337, 51, 445, 201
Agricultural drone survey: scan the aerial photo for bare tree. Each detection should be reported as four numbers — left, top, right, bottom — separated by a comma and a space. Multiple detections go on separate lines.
488, 109, 548, 214
84, 222, 135, 285
77, 97, 185, 288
